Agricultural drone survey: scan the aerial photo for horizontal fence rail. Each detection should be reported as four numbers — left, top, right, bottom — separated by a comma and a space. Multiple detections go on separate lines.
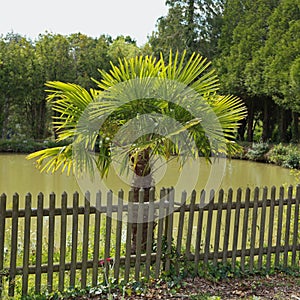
0, 185, 299, 296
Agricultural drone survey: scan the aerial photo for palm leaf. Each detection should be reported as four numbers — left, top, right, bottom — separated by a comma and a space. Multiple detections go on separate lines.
27, 51, 247, 179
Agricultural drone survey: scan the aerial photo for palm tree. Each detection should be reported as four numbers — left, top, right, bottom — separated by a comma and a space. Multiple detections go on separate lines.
27, 50, 246, 251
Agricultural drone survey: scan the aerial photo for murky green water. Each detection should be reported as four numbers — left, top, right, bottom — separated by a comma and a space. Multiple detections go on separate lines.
0, 153, 297, 205
0, 153, 297, 255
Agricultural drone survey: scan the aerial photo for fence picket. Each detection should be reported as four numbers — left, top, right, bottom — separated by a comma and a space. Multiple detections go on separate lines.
124, 190, 133, 282
8, 193, 19, 297
249, 187, 259, 272
59, 192, 67, 292
232, 188, 241, 269
266, 186, 276, 271
155, 188, 166, 279
0, 194, 6, 296
185, 190, 196, 259
145, 187, 155, 279
258, 187, 267, 269
204, 190, 215, 264
70, 192, 79, 288
47, 193, 55, 292
22, 193, 32, 295
283, 186, 293, 268
114, 190, 124, 282
35, 193, 43, 293
176, 190, 186, 255
134, 189, 144, 281
292, 185, 300, 265
194, 190, 205, 274
92, 191, 101, 286
213, 189, 224, 266
222, 188, 233, 265
241, 188, 250, 272
275, 187, 284, 267
165, 188, 175, 273
81, 192, 91, 289
104, 191, 113, 280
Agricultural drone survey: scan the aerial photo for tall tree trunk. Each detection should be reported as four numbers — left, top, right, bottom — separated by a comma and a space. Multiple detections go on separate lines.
262, 98, 270, 142
186, 0, 196, 54
279, 109, 289, 143
237, 118, 246, 141
247, 99, 254, 142
291, 111, 299, 142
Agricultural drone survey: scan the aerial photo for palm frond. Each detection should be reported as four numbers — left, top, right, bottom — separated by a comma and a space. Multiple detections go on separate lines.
28, 51, 247, 179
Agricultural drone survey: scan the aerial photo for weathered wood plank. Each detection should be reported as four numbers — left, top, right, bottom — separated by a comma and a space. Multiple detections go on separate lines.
231, 188, 241, 269
145, 187, 155, 279
275, 187, 284, 267
292, 185, 300, 265
47, 193, 55, 292
0, 193, 6, 296
258, 187, 267, 270
266, 186, 276, 271
204, 190, 215, 264
249, 187, 259, 272
58, 192, 67, 292
22, 193, 32, 296
213, 189, 223, 266
81, 192, 90, 289
35, 193, 44, 293
8, 243, 300, 276
241, 188, 250, 272
92, 191, 101, 286
185, 190, 196, 258
155, 189, 166, 279
8, 193, 19, 297
283, 186, 292, 268
70, 192, 79, 288
176, 191, 186, 255
165, 188, 175, 273
114, 190, 124, 282
135, 189, 145, 281
222, 188, 233, 265
1, 196, 299, 219
124, 190, 133, 282
104, 191, 113, 281
194, 190, 205, 274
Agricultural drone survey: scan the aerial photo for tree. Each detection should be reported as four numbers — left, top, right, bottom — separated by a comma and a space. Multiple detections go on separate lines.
68, 33, 111, 89
149, 3, 191, 57
0, 33, 41, 139
261, 0, 300, 141
27, 51, 246, 251
150, 0, 224, 60
216, 0, 280, 142
107, 36, 141, 65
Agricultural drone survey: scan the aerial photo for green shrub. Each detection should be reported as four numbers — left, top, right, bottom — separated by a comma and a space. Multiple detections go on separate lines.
283, 150, 300, 169
0, 139, 70, 153
245, 142, 269, 161
269, 143, 300, 169
268, 143, 289, 165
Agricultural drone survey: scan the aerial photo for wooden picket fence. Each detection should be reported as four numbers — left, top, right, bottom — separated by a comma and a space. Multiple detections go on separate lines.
0, 185, 299, 296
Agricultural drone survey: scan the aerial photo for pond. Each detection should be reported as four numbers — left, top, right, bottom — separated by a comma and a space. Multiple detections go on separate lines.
0, 153, 297, 206
0, 153, 297, 255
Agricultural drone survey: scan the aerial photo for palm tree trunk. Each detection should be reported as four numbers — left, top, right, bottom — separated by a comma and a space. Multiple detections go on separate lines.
131, 148, 153, 254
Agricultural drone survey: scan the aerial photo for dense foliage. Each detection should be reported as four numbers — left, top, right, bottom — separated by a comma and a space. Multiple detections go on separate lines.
0, 0, 299, 144
150, 0, 300, 143
0, 33, 143, 140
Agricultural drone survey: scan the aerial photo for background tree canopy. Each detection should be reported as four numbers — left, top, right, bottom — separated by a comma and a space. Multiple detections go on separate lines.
0, 0, 299, 143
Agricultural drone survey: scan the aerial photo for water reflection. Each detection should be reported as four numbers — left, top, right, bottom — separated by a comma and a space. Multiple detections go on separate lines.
0, 153, 297, 205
